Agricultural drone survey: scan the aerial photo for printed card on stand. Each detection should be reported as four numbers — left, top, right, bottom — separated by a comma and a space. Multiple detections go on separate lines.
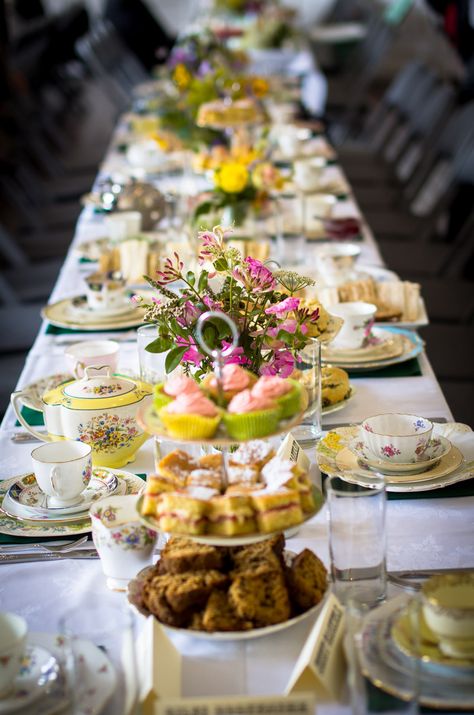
154, 693, 316, 715
278, 432, 322, 491
138, 617, 182, 715
285, 592, 346, 701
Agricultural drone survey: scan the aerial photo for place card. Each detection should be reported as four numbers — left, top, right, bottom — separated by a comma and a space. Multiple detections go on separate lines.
285, 593, 346, 701
278, 433, 311, 473
154, 693, 316, 715
139, 617, 182, 715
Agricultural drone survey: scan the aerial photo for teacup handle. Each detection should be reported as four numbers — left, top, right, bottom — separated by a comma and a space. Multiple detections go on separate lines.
50, 467, 64, 497
83, 365, 112, 380
10, 392, 53, 442
73, 361, 86, 379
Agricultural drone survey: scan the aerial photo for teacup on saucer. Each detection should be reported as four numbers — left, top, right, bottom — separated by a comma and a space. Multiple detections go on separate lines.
422, 573, 474, 660
351, 436, 452, 475
84, 271, 127, 313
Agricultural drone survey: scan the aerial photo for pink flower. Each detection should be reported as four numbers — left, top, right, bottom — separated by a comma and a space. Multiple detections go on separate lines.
221, 340, 251, 366
198, 226, 233, 262
176, 301, 200, 327
131, 294, 142, 304
265, 297, 300, 316
156, 252, 184, 285
260, 349, 295, 377
233, 257, 275, 292
203, 295, 223, 311
176, 336, 204, 367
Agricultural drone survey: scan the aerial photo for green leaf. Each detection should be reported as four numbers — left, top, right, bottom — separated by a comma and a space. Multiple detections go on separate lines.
165, 346, 189, 373
193, 200, 214, 220
214, 257, 228, 272
145, 337, 173, 353
198, 270, 209, 292
186, 271, 196, 286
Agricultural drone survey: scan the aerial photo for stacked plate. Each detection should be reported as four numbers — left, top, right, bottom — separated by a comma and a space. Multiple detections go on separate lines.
357, 595, 474, 709
0, 633, 115, 715
321, 326, 424, 371
0, 468, 145, 537
42, 295, 145, 331
316, 423, 474, 493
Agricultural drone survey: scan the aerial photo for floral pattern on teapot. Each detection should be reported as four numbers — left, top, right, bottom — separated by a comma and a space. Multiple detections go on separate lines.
77, 413, 140, 453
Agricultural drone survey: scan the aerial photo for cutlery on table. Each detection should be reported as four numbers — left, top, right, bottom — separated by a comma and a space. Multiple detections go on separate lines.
0, 535, 89, 554
0, 549, 99, 564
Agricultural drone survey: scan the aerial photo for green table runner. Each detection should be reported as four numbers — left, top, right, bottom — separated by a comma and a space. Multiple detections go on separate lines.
0, 474, 146, 545
349, 358, 422, 379
45, 323, 141, 335
321, 472, 474, 500
15, 406, 44, 427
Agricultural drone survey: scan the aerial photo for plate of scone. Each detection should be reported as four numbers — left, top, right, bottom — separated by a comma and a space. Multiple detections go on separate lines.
321, 366, 355, 415
137, 442, 324, 546
128, 534, 328, 640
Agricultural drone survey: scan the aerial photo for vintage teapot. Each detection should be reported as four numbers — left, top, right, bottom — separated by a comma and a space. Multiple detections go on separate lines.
11, 367, 152, 468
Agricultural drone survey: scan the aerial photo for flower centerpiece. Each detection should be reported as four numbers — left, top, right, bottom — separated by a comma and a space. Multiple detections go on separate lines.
135, 225, 337, 378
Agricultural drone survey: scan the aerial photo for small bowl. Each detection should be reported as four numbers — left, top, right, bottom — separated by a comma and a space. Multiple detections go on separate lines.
422, 573, 474, 658
0, 612, 28, 697
360, 413, 433, 464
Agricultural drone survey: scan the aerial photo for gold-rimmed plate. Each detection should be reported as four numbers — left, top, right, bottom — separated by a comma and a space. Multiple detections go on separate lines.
18, 373, 73, 412
42, 297, 146, 331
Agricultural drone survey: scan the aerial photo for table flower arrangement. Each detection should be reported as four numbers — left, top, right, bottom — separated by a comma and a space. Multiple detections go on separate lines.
135, 225, 335, 378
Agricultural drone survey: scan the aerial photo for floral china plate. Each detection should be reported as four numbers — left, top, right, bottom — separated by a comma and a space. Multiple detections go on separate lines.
317, 424, 474, 492
321, 327, 424, 371
322, 328, 403, 364
9, 632, 116, 715
17, 374, 73, 413
0, 644, 59, 715
350, 435, 452, 475
0, 470, 145, 537
358, 595, 474, 709
2, 470, 124, 523
69, 295, 137, 320
41, 298, 145, 331
335, 444, 464, 484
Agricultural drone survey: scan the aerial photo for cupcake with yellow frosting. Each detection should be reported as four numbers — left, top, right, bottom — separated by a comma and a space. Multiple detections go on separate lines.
223, 390, 280, 440
159, 391, 221, 440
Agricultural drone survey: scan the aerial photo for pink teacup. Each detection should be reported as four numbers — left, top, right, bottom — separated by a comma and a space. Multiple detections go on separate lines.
65, 340, 119, 379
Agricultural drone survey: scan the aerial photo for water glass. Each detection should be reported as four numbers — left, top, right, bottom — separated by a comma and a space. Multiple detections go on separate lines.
291, 338, 322, 446
274, 193, 306, 265
137, 325, 167, 384
326, 474, 386, 606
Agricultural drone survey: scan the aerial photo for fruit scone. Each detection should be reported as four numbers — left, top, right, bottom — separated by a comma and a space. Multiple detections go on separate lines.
321, 366, 351, 408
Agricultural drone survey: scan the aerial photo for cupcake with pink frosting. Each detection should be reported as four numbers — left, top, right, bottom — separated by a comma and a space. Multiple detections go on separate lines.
252, 376, 303, 419
223, 389, 280, 440
202, 364, 257, 404
159, 389, 221, 439
153, 374, 200, 412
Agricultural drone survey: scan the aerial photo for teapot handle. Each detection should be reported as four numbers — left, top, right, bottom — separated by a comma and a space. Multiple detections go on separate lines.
10, 392, 52, 442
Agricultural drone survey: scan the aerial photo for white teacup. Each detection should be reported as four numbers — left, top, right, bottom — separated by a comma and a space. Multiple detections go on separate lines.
104, 210, 142, 242
422, 573, 474, 658
0, 613, 28, 697
90, 495, 157, 591
84, 271, 127, 313
293, 158, 326, 191
277, 128, 306, 158
65, 340, 120, 379
329, 301, 377, 349
360, 413, 433, 464
31, 441, 92, 507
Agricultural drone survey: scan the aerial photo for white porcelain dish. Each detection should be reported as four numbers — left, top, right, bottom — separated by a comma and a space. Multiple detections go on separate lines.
0, 643, 59, 715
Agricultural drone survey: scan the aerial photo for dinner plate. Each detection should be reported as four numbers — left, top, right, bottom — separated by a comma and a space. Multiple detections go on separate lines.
321, 327, 424, 371
357, 595, 474, 709
17, 373, 73, 413
350, 435, 452, 475
0, 470, 145, 537
0, 644, 59, 715
335, 445, 463, 484
42, 297, 145, 331
322, 328, 403, 364
317, 423, 474, 492
13, 632, 116, 715
135, 487, 324, 547
69, 295, 136, 319
3, 470, 125, 523
391, 603, 474, 672
128, 564, 328, 641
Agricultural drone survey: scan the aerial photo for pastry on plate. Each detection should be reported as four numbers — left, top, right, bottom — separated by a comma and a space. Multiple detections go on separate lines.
160, 537, 226, 574
286, 549, 328, 612
159, 392, 221, 439
157, 487, 217, 535
251, 487, 303, 533
207, 494, 257, 536
201, 590, 253, 632
229, 569, 291, 626
321, 366, 351, 408
158, 449, 197, 484
228, 441, 276, 470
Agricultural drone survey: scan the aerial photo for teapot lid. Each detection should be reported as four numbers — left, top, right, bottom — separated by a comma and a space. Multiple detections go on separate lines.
63, 367, 136, 400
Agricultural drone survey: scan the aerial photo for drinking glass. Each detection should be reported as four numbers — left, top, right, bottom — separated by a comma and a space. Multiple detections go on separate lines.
326, 474, 387, 606
137, 325, 167, 384
291, 338, 322, 447
274, 193, 306, 265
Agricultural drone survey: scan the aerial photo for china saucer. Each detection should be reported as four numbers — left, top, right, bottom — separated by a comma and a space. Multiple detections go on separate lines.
391, 603, 474, 671
350, 436, 452, 475
3, 470, 123, 522
42, 297, 145, 331
70, 295, 135, 319
18, 374, 73, 413
322, 328, 404, 364
334, 445, 464, 484
0, 644, 59, 715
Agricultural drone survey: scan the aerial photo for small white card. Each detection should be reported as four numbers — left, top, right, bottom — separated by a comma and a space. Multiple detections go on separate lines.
154, 693, 316, 715
139, 617, 182, 715
278, 433, 311, 473
285, 593, 346, 701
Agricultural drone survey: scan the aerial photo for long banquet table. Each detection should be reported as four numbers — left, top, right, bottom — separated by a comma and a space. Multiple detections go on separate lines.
1, 58, 474, 715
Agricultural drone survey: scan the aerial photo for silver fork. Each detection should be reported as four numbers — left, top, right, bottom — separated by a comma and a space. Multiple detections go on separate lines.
0, 535, 89, 554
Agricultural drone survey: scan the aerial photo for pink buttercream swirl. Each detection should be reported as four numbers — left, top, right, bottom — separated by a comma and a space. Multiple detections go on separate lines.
252, 376, 292, 399
164, 374, 201, 397
227, 389, 277, 414
165, 391, 219, 417
209, 364, 251, 392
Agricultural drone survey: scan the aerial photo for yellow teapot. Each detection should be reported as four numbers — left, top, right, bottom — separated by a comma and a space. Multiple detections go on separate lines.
11, 367, 152, 468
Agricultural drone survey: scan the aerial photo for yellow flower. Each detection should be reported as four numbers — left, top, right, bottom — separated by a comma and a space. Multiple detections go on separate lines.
173, 63, 191, 90
231, 145, 260, 165
251, 77, 270, 98
215, 163, 249, 193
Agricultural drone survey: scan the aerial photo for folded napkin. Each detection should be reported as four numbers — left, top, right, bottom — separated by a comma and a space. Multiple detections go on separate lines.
0, 474, 147, 545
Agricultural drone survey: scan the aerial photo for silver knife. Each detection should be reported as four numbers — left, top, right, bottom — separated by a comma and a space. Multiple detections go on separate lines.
0, 549, 99, 564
